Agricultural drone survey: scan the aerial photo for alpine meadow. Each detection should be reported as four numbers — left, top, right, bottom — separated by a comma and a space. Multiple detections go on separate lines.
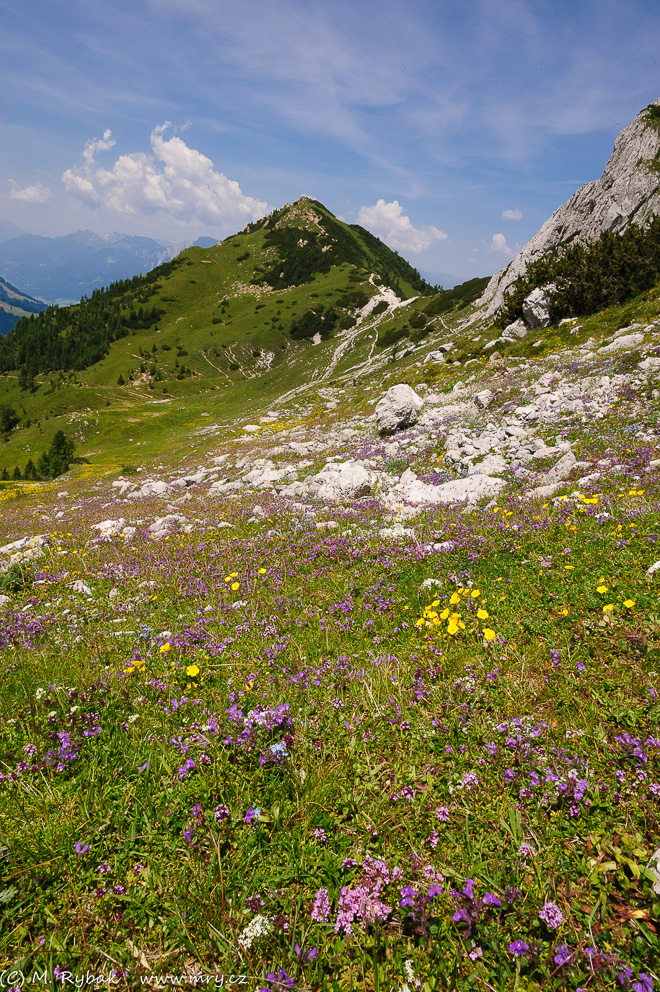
2, 92, 660, 992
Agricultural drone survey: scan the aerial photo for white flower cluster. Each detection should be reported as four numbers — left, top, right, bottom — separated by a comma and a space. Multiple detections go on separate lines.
238, 913, 272, 950
400, 958, 421, 992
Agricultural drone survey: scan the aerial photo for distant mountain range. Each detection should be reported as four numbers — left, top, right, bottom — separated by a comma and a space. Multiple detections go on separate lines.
0, 228, 218, 305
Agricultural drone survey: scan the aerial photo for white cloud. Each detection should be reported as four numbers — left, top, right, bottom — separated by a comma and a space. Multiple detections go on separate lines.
62, 124, 271, 231
8, 180, 53, 204
82, 128, 116, 166
356, 199, 446, 254
502, 208, 523, 220
488, 232, 518, 256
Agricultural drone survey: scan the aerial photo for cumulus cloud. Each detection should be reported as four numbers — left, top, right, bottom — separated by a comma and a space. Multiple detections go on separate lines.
82, 128, 116, 166
9, 180, 53, 203
62, 124, 270, 231
489, 232, 517, 256
356, 199, 446, 254
502, 208, 523, 220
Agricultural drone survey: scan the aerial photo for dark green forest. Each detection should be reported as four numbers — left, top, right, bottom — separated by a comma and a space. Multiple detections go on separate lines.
496, 215, 660, 327
0, 262, 180, 378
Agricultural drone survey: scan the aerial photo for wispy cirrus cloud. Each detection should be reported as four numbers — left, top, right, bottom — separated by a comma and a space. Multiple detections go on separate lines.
357, 199, 446, 253
62, 124, 270, 230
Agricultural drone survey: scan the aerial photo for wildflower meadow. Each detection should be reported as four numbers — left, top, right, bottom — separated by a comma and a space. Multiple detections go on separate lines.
1, 349, 659, 992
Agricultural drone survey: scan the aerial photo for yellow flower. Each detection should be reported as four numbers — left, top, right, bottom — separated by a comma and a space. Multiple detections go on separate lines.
565, 565, 574, 570
447, 621, 460, 635
596, 585, 608, 594
440, 608, 450, 620
449, 591, 461, 605
623, 599, 635, 608
258, 568, 267, 574
159, 643, 171, 654
471, 590, 480, 599
186, 665, 200, 677
477, 609, 489, 620
482, 628, 496, 641
603, 604, 614, 614
231, 581, 240, 591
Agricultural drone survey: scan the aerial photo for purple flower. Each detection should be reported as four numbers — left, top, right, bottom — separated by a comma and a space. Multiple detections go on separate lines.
468, 945, 483, 961
244, 807, 261, 825
509, 940, 530, 956
554, 944, 572, 966
435, 806, 450, 821
294, 942, 318, 962
74, 841, 89, 856
214, 804, 230, 822
462, 878, 475, 900
264, 969, 295, 989
400, 885, 416, 907
538, 900, 564, 929
483, 892, 501, 906
311, 888, 331, 922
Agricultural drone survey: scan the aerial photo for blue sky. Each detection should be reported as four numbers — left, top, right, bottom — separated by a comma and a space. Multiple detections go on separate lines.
1, 0, 658, 284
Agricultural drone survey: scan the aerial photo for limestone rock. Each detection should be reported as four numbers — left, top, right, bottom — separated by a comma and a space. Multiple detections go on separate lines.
380, 523, 415, 540
468, 454, 508, 476
70, 580, 92, 596
480, 99, 660, 317
522, 286, 554, 329
502, 319, 528, 341
540, 450, 577, 486
149, 514, 190, 539
432, 474, 506, 504
375, 384, 424, 435
598, 332, 645, 354
307, 460, 375, 501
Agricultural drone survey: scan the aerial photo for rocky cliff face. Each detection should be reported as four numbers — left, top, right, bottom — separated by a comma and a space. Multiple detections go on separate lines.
480, 99, 660, 318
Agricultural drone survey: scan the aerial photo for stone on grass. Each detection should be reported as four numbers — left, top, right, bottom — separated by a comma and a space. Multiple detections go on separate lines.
375, 384, 424, 435
598, 333, 645, 354
502, 319, 528, 341
308, 460, 374, 501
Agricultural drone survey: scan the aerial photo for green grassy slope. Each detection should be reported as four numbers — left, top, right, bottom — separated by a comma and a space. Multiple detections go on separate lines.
0, 198, 488, 477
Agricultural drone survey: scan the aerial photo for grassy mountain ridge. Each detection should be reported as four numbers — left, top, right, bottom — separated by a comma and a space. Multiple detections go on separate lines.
0, 197, 490, 477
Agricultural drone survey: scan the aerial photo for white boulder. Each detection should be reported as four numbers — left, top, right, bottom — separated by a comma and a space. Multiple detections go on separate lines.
522, 286, 555, 329
502, 319, 529, 341
375, 384, 424, 436
308, 460, 375, 501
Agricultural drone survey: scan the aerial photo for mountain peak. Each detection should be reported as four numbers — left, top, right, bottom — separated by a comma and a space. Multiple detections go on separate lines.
481, 97, 660, 316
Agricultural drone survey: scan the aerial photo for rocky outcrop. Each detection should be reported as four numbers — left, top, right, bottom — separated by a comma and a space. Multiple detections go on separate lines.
375, 384, 424, 435
307, 460, 375, 501
522, 286, 555, 329
480, 100, 660, 317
